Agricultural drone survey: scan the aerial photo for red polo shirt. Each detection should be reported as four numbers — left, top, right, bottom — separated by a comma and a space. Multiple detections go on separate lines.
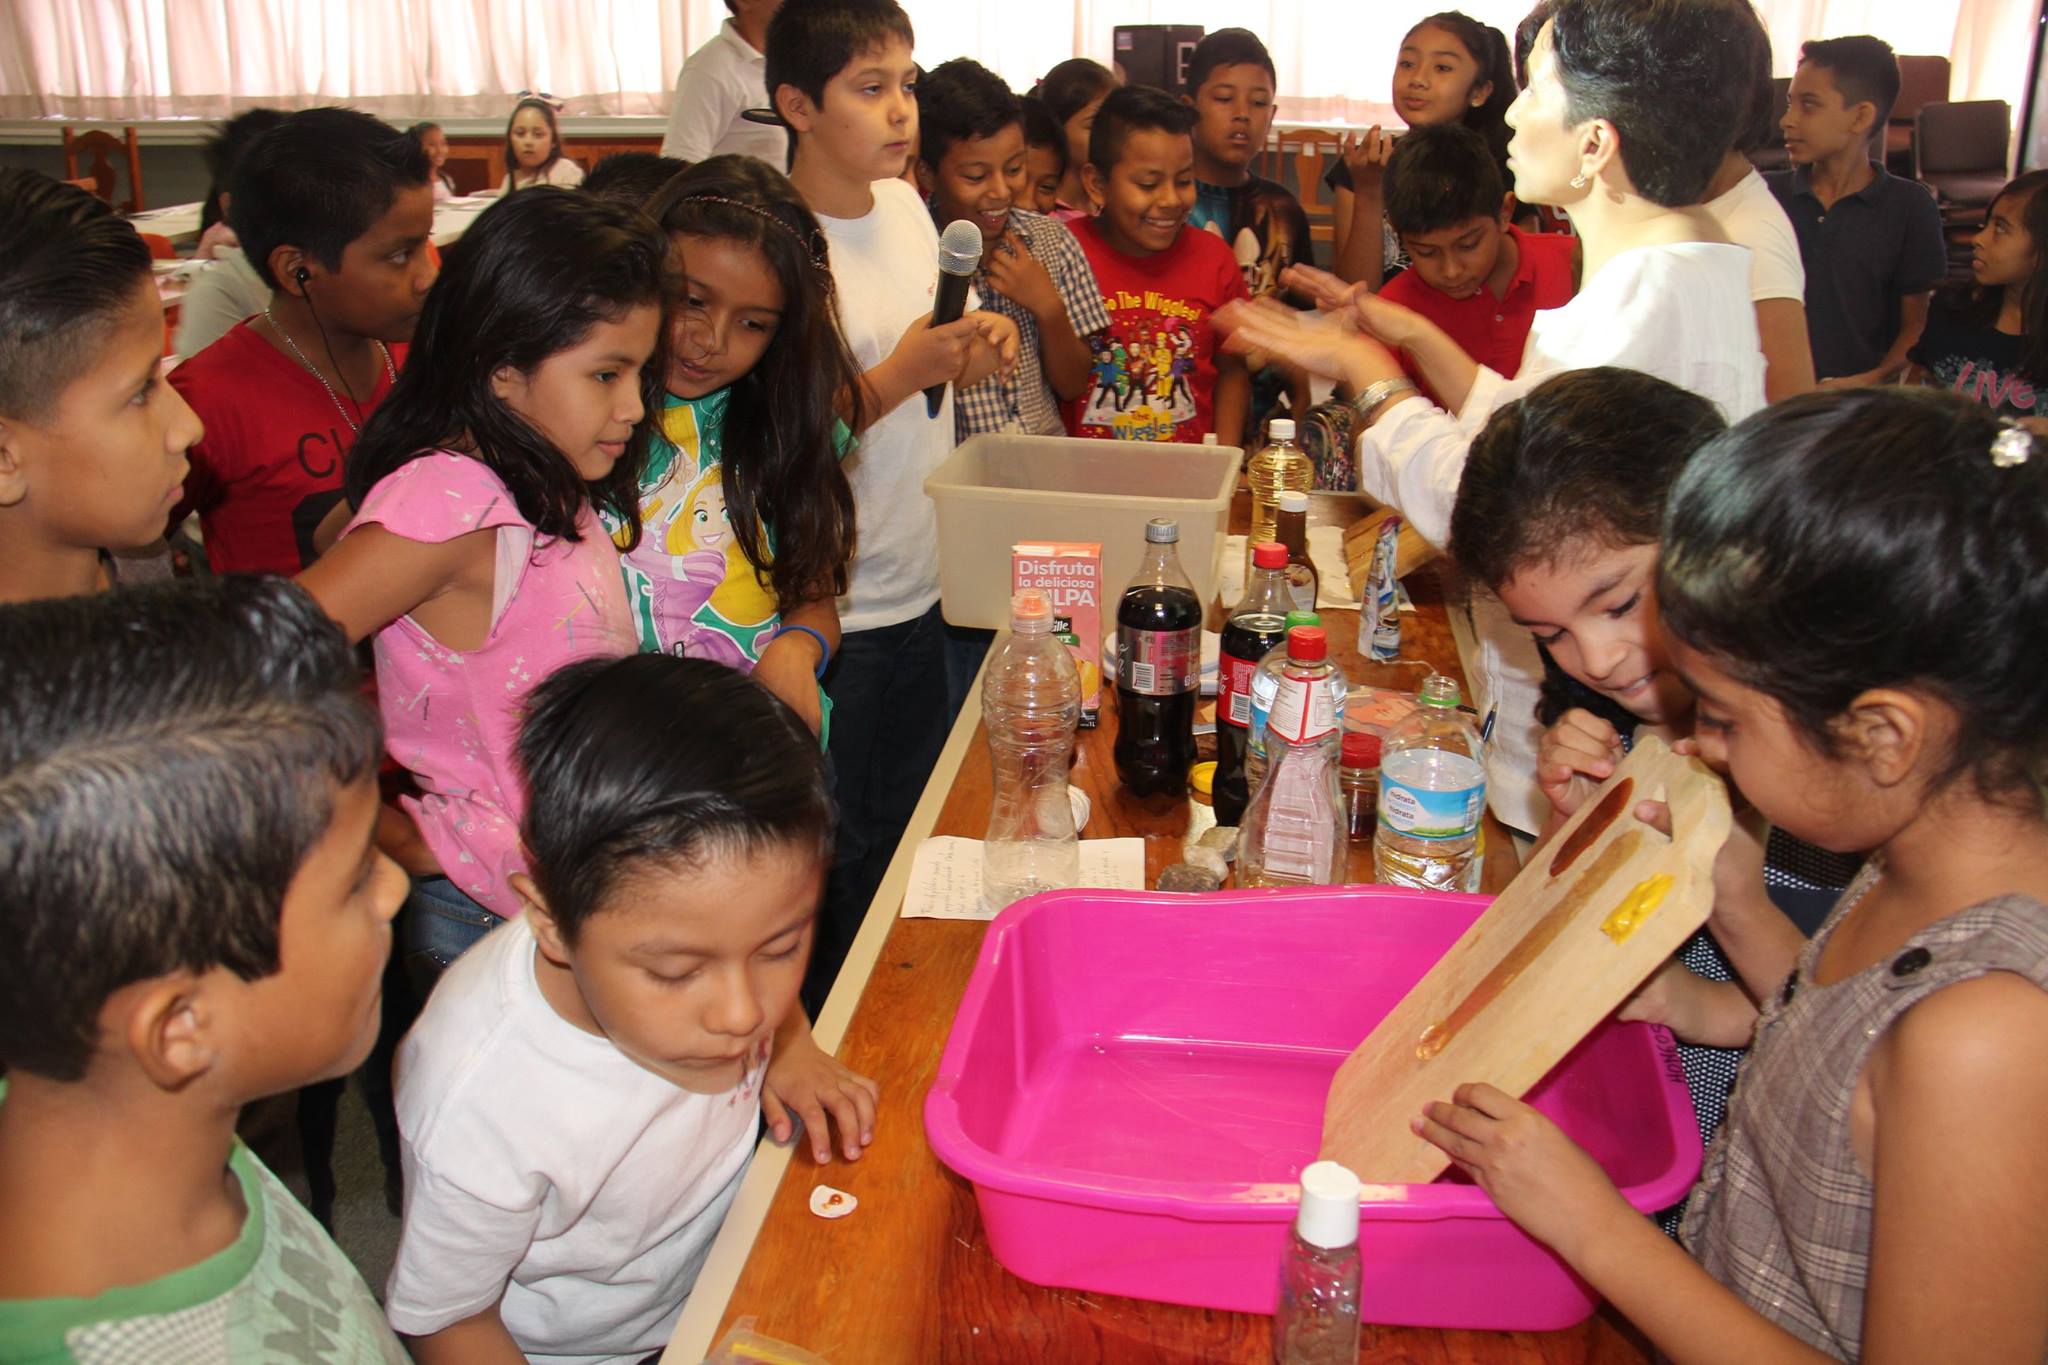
1380, 224, 1575, 403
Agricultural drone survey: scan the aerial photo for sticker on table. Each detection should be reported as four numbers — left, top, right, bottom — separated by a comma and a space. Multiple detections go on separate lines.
810, 1184, 858, 1219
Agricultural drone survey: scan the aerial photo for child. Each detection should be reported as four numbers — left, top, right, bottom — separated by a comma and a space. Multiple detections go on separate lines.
583, 150, 692, 205
407, 121, 458, 200
297, 189, 664, 976
1020, 95, 1067, 215
766, 0, 1018, 1005
660, 0, 786, 167
1908, 171, 2048, 425
623, 155, 860, 736
1377, 123, 1575, 403
1182, 27, 1314, 445
176, 107, 285, 356
0, 575, 409, 1361
1768, 36, 1946, 386
0, 170, 202, 606
915, 58, 1111, 440
1036, 58, 1117, 221
195, 106, 285, 257
1066, 84, 1250, 445
386, 653, 879, 1364
1417, 389, 2048, 1361
171, 107, 438, 577
501, 95, 586, 191
1328, 12, 1515, 289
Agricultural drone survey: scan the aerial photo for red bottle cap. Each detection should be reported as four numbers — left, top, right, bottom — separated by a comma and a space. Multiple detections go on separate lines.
1287, 625, 1327, 660
1252, 541, 1287, 569
1342, 731, 1381, 768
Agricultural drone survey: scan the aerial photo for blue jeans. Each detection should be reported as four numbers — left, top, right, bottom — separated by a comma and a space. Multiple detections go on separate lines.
400, 875, 502, 999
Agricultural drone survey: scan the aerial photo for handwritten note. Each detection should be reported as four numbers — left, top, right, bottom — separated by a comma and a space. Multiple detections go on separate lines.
900, 836, 1148, 920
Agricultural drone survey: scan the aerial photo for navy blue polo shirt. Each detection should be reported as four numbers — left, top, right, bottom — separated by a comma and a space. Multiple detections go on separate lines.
1766, 162, 1947, 379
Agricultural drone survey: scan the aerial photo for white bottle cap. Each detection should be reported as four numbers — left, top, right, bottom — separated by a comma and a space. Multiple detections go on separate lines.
1294, 1160, 1361, 1249
1278, 489, 1309, 513
1269, 419, 1296, 440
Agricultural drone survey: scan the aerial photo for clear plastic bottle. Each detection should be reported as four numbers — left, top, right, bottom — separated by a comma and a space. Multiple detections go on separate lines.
1272, 1160, 1363, 1365
1246, 418, 1314, 574
1239, 627, 1346, 889
1372, 673, 1486, 893
982, 589, 1082, 912
1246, 610, 1342, 795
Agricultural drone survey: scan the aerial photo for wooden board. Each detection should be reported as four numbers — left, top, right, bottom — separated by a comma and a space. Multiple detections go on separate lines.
1320, 734, 1731, 1183
1345, 506, 1439, 596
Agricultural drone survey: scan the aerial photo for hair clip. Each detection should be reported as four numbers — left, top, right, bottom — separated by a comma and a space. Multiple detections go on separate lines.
513, 89, 565, 112
1992, 423, 2032, 469
676, 193, 830, 272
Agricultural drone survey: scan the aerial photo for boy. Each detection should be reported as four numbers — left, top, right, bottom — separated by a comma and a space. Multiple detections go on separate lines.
1768, 36, 1946, 386
0, 576, 408, 1361
170, 107, 437, 577
176, 106, 286, 357
915, 57, 1111, 440
386, 654, 876, 1365
767, 0, 1019, 1007
0, 170, 202, 606
1020, 95, 1067, 215
1067, 84, 1250, 444
661, 0, 788, 166
584, 150, 691, 204
1377, 123, 1575, 402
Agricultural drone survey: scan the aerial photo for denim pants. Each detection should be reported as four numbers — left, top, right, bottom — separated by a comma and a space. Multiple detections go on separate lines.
399, 874, 503, 1000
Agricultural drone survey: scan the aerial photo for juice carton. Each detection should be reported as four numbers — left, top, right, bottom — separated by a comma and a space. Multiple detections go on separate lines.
1012, 541, 1103, 727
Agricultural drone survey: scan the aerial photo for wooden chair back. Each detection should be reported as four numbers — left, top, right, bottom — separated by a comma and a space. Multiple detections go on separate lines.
61, 126, 145, 213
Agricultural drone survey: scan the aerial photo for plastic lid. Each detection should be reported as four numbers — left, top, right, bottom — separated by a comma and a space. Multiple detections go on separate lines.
1188, 760, 1216, 796
1010, 588, 1053, 633
1295, 1160, 1362, 1249
1277, 490, 1309, 513
1284, 610, 1320, 629
1269, 419, 1296, 440
1286, 626, 1327, 661
1251, 541, 1287, 569
1342, 730, 1382, 768
1145, 517, 1180, 543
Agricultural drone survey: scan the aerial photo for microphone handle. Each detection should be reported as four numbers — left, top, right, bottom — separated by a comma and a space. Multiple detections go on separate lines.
924, 267, 975, 418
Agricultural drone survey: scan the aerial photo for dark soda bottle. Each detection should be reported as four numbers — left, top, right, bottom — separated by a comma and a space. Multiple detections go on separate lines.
1114, 518, 1202, 797
1214, 541, 1292, 826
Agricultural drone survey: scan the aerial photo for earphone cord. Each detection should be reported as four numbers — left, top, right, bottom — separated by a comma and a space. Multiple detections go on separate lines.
300, 282, 365, 417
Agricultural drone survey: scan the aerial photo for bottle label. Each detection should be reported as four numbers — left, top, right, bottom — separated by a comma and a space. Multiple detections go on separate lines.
1216, 653, 1258, 728
1266, 671, 1336, 745
1118, 626, 1199, 696
1378, 776, 1485, 840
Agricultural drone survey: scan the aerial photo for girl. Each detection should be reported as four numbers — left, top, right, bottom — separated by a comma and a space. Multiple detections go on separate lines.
1416, 389, 2048, 1362
1036, 58, 1116, 221
1908, 170, 2048, 428
408, 120, 458, 200
1327, 12, 1515, 288
298, 188, 668, 976
1447, 367, 1860, 1227
622, 156, 860, 738
500, 95, 585, 192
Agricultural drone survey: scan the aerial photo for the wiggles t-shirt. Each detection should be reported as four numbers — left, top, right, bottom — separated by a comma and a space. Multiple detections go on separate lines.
1064, 218, 1250, 443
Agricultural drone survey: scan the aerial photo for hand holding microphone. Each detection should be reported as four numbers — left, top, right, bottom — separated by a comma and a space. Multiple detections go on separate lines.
925, 219, 984, 417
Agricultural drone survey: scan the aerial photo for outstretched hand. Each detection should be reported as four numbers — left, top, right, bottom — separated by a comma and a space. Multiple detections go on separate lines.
1214, 296, 1404, 389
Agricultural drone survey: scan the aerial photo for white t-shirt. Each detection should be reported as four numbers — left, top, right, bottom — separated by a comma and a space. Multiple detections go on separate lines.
502, 158, 587, 193
1360, 242, 1764, 834
820, 176, 956, 633
1703, 168, 1805, 303
385, 916, 760, 1365
661, 19, 787, 167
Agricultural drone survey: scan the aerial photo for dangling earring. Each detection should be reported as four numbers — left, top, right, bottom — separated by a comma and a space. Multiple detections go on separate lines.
1569, 172, 1589, 190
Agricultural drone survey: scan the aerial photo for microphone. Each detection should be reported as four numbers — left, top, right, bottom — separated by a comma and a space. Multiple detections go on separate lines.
926, 219, 984, 418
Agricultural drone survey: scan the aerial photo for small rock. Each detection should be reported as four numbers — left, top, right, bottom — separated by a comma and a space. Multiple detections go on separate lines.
1196, 826, 1239, 861
1156, 861, 1224, 893
1184, 846, 1229, 881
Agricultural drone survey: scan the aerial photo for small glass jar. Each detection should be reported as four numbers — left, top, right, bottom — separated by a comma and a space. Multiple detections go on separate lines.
1339, 731, 1381, 843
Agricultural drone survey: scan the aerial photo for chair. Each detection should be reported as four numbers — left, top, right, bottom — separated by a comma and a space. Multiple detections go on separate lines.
61, 126, 145, 213
138, 232, 177, 261
1885, 56, 1951, 172
1916, 100, 2013, 214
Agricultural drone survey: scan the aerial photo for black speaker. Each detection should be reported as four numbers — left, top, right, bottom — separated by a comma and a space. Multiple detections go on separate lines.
1112, 24, 1205, 97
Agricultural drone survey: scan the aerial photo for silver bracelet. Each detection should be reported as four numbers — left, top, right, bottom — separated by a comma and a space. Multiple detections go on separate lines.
1348, 377, 1419, 426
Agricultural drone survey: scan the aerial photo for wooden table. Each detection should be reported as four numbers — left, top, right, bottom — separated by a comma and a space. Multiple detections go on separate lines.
662, 568, 1651, 1364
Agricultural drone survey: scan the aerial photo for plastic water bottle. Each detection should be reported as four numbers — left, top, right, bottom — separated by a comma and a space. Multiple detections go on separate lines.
982, 589, 1081, 912
1246, 418, 1313, 575
1372, 673, 1486, 893
1246, 609, 1341, 795
1272, 1160, 1363, 1365
1239, 627, 1346, 889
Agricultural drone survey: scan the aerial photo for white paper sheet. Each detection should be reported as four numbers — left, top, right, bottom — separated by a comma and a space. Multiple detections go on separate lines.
899, 835, 1147, 920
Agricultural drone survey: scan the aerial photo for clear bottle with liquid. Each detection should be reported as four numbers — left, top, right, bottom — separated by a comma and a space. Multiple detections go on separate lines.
982, 589, 1081, 911
1215, 542, 1293, 827
1239, 627, 1346, 889
1274, 489, 1319, 613
1246, 610, 1343, 796
1271, 1160, 1363, 1365
1372, 673, 1486, 893
1246, 419, 1314, 576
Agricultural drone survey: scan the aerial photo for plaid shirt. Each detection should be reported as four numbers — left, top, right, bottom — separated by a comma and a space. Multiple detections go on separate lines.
955, 209, 1111, 441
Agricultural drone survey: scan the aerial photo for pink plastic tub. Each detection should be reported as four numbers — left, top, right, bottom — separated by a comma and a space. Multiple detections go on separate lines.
923, 886, 1702, 1330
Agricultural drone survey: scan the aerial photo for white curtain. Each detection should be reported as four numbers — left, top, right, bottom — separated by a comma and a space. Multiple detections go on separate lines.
0, 0, 2033, 128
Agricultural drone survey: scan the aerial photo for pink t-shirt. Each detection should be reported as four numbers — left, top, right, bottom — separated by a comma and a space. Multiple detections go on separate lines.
348, 453, 635, 916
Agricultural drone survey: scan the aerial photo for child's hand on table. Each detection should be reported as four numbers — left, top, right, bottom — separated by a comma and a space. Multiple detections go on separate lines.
763, 1028, 879, 1163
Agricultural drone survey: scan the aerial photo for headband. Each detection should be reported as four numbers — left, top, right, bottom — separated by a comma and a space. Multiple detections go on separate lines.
675, 193, 830, 272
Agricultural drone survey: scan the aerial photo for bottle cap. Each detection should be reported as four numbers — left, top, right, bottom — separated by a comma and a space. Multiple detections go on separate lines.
1145, 517, 1180, 544
1295, 1160, 1361, 1249
1277, 489, 1309, 513
1286, 626, 1327, 661
1284, 610, 1320, 630
1010, 588, 1053, 633
1269, 418, 1296, 441
1188, 760, 1216, 796
1341, 731, 1382, 769
1251, 541, 1287, 569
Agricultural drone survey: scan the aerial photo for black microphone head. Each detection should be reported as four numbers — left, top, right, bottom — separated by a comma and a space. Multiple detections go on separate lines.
938, 219, 984, 276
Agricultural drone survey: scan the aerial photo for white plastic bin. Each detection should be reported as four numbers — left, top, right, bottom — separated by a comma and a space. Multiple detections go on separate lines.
924, 434, 1243, 630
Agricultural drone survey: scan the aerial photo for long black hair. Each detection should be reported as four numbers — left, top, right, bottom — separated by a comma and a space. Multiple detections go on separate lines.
1660, 388, 2048, 807
1037, 58, 1117, 129
648, 156, 859, 608
345, 187, 673, 545
1407, 12, 1516, 171
1940, 171, 2048, 388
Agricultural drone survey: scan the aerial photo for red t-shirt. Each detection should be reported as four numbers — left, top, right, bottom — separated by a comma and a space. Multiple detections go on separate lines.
169, 322, 406, 576
1378, 224, 1576, 402
1064, 218, 1250, 443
